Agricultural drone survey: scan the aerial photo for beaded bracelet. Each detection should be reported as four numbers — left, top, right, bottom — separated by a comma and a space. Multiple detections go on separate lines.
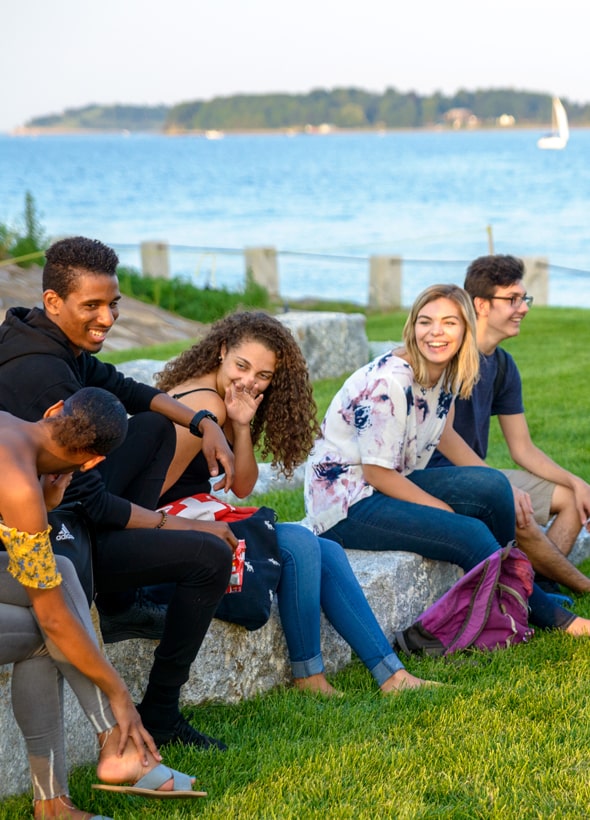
155, 510, 168, 529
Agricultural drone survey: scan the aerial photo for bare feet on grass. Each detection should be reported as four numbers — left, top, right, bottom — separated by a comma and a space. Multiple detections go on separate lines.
96, 725, 191, 792
565, 616, 590, 637
380, 668, 440, 694
293, 672, 343, 697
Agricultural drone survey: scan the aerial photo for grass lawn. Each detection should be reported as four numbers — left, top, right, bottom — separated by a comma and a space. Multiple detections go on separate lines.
3, 306, 590, 818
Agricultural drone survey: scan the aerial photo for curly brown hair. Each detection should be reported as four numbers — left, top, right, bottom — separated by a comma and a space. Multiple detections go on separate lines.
156, 311, 320, 476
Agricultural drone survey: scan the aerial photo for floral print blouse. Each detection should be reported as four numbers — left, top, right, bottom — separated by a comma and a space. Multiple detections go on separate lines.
0, 523, 62, 589
304, 352, 454, 535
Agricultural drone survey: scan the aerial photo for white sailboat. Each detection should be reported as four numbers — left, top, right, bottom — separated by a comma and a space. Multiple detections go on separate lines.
537, 96, 569, 150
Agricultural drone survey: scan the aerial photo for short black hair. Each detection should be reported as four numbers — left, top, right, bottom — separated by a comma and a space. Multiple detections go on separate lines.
43, 236, 119, 298
49, 387, 128, 455
464, 254, 525, 301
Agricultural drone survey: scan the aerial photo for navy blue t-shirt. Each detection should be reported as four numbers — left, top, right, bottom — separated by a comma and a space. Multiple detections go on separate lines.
428, 348, 524, 468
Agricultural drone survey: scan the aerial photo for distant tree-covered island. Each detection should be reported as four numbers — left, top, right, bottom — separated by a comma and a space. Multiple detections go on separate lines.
20, 87, 590, 134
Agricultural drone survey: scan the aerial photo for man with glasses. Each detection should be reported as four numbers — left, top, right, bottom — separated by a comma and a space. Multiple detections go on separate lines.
429, 254, 590, 596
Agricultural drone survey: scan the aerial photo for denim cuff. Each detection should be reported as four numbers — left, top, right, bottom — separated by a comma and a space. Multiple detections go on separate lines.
291, 652, 325, 679
369, 652, 405, 686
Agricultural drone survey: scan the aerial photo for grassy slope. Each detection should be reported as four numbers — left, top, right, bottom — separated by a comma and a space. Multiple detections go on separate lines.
4, 307, 590, 818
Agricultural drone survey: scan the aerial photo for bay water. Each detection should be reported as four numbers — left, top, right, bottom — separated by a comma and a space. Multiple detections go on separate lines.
1, 128, 589, 307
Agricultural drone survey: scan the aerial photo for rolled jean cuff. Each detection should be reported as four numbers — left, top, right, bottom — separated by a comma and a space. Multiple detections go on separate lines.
555, 610, 577, 631
291, 652, 325, 679
369, 653, 405, 687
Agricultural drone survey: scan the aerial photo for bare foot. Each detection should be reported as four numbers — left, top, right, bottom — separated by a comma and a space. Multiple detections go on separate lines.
96, 726, 192, 792
380, 668, 441, 694
33, 794, 99, 820
565, 616, 590, 637
293, 673, 343, 697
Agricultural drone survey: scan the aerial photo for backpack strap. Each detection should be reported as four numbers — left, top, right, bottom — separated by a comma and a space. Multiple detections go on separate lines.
492, 346, 509, 402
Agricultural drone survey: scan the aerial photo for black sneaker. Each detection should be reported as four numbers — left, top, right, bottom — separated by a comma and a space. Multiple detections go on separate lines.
99, 591, 167, 644
148, 714, 227, 751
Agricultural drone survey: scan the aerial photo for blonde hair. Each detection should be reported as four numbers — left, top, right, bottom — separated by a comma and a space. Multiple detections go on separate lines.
401, 284, 479, 399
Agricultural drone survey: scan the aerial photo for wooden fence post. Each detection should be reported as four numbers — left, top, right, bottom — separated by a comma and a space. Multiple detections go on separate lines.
522, 256, 549, 306
140, 241, 170, 278
244, 247, 279, 299
368, 255, 402, 310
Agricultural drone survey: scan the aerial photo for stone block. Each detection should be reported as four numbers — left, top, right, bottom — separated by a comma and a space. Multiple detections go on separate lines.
104, 598, 351, 707
117, 311, 370, 387
0, 549, 461, 798
276, 311, 369, 381
569, 528, 590, 568
369, 340, 401, 359
117, 358, 164, 385
3, 531, 590, 797
104, 551, 462, 708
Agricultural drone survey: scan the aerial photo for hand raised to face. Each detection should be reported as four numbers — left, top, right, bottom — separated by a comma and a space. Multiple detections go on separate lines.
224, 382, 264, 427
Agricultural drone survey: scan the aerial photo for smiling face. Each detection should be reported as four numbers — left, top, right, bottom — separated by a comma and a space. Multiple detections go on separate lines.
43, 271, 121, 354
414, 297, 466, 374
216, 339, 277, 398
479, 280, 530, 342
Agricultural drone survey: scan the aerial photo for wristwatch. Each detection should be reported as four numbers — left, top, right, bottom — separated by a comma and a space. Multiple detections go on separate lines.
189, 409, 218, 438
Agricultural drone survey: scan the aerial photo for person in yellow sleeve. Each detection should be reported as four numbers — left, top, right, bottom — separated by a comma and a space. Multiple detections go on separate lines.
0, 387, 205, 820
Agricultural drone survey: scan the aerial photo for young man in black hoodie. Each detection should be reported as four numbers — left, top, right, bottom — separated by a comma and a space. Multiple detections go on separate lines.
0, 236, 237, 749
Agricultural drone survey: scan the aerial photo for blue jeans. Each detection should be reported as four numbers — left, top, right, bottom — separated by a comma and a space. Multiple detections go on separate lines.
275, 523, 404, 686
323, 467, 574, 631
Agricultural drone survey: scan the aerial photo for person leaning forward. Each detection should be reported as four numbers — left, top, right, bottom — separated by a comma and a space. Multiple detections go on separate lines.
0, 235, 237, 749
0, 387, 206, 819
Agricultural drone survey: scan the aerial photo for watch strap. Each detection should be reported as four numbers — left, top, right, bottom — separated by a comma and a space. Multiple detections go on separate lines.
189, 409, 218, 438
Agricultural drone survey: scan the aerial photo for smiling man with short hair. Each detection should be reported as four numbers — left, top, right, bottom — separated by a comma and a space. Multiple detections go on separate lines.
0, 235, 237, 750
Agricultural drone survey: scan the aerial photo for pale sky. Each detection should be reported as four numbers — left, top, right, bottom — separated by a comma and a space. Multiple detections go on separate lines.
2, 0, 588, 133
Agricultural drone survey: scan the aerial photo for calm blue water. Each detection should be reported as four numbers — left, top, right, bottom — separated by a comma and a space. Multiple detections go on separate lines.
1, 129, 589, 307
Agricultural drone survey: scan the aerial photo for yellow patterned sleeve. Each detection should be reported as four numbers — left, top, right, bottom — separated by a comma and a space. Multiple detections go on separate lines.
0, 523, 62, 589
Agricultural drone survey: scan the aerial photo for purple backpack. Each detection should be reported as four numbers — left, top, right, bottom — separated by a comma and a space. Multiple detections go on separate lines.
394, 544, 535, 656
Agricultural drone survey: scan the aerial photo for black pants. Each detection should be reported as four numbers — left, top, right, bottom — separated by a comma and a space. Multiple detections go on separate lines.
93, 413, 232, 687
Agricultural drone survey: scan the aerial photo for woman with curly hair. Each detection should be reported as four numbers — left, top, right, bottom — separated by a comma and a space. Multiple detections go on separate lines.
156, 310, 317, 492
155, 311, 436, 696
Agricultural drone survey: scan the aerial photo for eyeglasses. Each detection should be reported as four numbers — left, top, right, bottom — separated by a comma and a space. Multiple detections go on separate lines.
489, 294, 534, 308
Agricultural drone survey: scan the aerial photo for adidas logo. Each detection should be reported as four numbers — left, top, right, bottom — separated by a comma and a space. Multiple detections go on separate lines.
54, 523, 75, 541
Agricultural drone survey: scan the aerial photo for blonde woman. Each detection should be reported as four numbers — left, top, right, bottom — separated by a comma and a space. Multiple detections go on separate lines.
305, 284, 590, 635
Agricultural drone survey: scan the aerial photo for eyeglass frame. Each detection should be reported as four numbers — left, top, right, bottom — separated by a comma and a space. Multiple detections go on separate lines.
488, 294, 534, 308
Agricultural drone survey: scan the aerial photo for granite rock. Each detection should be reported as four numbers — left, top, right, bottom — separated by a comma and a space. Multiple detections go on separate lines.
2, 536, 590, 797
275, 311, 369, 381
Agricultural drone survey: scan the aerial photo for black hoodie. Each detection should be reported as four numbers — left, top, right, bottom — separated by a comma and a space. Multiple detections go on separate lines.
0, 306, 162, 527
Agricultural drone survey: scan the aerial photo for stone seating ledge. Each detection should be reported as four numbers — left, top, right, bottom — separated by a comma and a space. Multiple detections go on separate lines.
0, 550, 464, 798
2, 534, 590, 798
